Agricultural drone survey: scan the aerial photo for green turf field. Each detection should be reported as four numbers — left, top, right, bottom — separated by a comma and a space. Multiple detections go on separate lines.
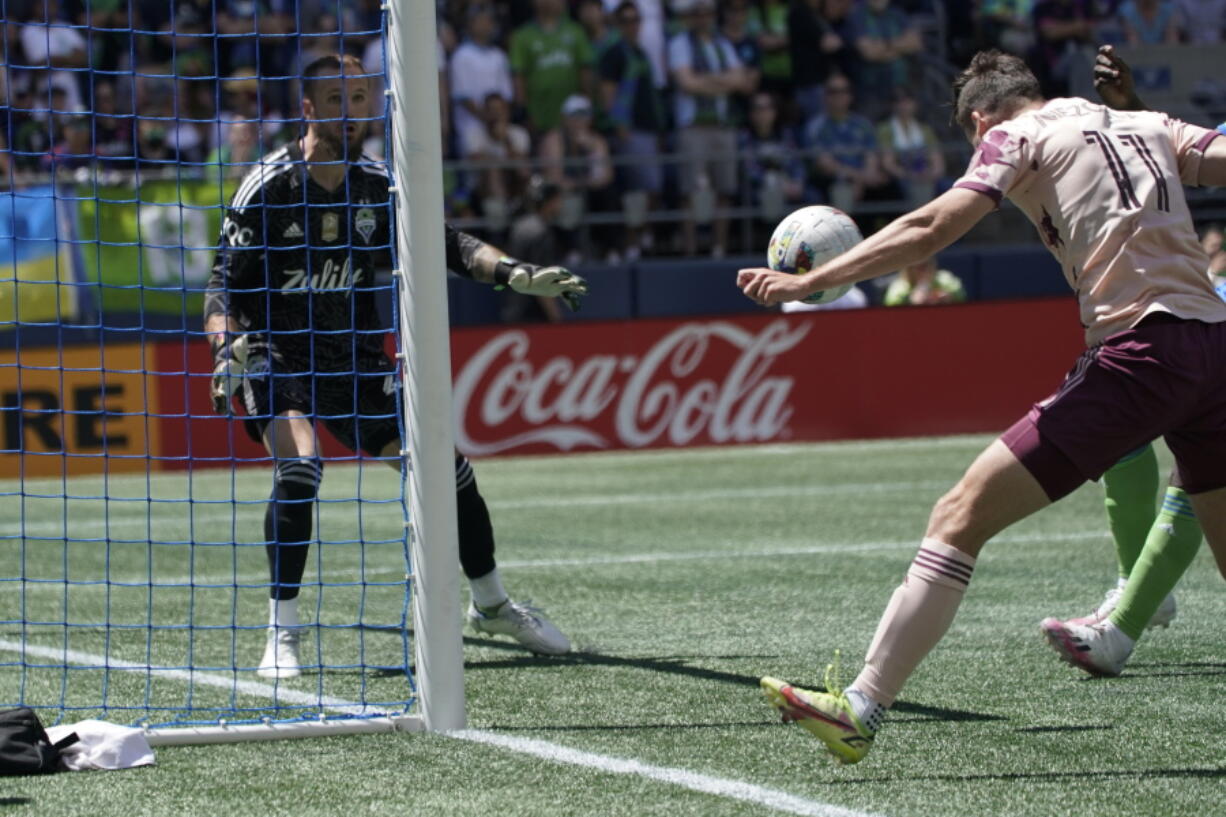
3, 435, 1225, 816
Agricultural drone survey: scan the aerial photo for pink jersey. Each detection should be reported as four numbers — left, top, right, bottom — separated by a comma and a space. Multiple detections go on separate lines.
954, 97, 1225, 346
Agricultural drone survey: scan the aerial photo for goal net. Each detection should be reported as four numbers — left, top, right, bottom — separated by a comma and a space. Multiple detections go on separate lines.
0, 1, 462, 742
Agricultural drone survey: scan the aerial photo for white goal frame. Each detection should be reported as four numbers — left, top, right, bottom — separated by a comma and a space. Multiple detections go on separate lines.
143, 0, 466, 745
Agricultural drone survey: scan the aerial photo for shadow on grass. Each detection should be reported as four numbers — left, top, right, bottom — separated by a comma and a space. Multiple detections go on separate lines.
0, 799, 32, 807
1118, 661, 1226, 679
1015, 724, 1113, 733
825, 765, 1226, 785
461, 637, 1003, 725
493, 721, 777, 732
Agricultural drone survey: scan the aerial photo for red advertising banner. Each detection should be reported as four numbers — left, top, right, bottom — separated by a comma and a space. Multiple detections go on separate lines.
450, 298, 1085, 456
2, 297, 1087, 472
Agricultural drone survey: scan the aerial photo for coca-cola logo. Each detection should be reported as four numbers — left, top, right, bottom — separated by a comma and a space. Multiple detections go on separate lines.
453, 320, 809, 455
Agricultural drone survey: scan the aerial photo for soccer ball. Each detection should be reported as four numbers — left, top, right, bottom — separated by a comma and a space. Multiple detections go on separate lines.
766, 205, 863, 304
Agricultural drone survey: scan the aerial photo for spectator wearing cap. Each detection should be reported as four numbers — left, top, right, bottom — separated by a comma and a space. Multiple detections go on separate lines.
450, 4, 514, 158
598, 0, 668, 258
510, 0, 595, 135
847, 0, 921, 121
19, 0, 87, 113
668, 0, 753, 258
539, 94, 618, 263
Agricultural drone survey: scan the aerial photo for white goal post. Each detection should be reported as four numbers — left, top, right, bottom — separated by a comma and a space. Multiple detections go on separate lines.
384, 0, 468, 733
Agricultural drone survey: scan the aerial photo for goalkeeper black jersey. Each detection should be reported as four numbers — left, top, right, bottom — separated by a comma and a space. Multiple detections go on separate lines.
204, 141, 486, 374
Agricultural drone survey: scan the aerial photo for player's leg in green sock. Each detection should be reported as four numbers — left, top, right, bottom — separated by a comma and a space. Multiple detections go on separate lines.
1108, 487, 1202, 640
1101, 444, 1160, 578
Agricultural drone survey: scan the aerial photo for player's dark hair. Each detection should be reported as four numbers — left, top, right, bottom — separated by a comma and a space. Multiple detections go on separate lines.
952, 50, 1043, 138
302, 53, 367, 104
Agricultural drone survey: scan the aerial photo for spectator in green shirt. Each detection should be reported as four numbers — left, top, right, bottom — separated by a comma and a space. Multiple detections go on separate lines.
883, 257, 966, 306
510, 0, 596, 135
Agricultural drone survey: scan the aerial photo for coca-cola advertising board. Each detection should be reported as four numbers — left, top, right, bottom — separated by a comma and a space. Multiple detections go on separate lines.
3, 297, 1084, 472
451, 298, 1083, 456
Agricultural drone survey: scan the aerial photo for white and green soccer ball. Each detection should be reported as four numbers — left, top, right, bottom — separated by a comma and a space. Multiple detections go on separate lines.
766, 205, 863, 304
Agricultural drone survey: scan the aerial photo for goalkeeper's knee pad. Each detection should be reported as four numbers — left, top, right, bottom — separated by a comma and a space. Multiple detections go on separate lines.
455, 454, 476, 491
274, 457, 323, 502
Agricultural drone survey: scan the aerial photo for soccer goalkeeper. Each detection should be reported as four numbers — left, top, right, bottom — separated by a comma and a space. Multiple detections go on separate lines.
203, 54, 587, 678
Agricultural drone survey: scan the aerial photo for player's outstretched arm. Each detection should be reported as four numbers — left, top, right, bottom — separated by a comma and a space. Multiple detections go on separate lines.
738, 188, 995, 307
446, 225, 590, 311
1094, 45, 1145, 111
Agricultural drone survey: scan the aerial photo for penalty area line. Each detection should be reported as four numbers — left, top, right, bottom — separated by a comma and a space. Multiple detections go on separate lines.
451, 729, 886, 817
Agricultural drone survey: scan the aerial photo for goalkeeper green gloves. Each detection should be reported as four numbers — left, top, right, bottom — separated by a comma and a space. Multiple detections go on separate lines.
209, 334, 249, 415
494, 257, 589, 312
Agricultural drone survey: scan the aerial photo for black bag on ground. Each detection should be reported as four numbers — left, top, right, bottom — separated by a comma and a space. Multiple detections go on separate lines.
0, 707, 77, 776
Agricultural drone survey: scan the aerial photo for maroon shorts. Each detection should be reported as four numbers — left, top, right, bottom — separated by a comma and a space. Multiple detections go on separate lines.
1002, 315, 1226, 501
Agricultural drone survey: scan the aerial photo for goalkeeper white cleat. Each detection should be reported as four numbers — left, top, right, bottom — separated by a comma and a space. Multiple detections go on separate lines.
1067, 586, 1176, 629
258, 627, 302, 679
467, 600, 571, 655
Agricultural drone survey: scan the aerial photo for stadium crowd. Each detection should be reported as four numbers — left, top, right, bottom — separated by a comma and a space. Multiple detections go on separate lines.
0, 0, 1224, 261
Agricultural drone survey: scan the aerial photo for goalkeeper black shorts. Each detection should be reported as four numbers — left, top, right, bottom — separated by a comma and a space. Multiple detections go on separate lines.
239, 355, 401, 456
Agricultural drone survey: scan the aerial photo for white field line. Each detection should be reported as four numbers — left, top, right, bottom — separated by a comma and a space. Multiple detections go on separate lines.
14, 529, 1109, 591
0, 479, 950, 540
0, 637, 882, 817
0, 638, 376, 717
480, 433, 992, 467
451, 729, 885, 817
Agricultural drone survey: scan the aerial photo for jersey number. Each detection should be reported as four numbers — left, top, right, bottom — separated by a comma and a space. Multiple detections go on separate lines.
1083, 130, 1170, 213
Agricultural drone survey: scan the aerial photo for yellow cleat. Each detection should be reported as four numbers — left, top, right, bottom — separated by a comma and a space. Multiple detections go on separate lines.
761, 674, 875, 765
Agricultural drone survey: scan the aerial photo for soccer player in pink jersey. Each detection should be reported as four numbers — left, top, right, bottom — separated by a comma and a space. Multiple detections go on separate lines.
737, 49, 1226, 765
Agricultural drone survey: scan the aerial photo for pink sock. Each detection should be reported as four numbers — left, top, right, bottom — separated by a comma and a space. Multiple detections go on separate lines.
851, 538, 976, 707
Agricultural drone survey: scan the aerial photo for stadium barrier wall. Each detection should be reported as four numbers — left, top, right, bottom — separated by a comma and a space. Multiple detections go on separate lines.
2, 296, 1084, 474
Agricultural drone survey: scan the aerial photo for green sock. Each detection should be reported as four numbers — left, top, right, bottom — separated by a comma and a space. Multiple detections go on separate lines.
1109, 487, 1202, 640
1101, 444, 1160, 578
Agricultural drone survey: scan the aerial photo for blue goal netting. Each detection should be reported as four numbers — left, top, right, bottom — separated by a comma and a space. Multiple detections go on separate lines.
0, 1, 420, 732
